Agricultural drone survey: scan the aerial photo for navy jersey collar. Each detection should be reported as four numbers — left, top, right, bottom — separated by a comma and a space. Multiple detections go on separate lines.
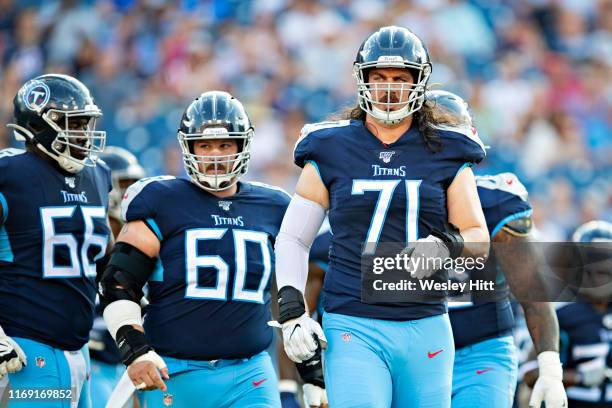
352, 119, 419, 148
189, 179, 251, 200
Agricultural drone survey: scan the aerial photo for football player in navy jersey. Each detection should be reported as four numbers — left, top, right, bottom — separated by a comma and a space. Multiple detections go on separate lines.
424, 90, 567, 408
88, 146, 146, 408
273, 26, 490, 407
0, 74, 110, 407
98, 91, 289, 407
524, 221, 611, 408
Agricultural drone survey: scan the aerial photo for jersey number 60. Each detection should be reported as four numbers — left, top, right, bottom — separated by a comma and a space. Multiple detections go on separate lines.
184, 228, 272, 304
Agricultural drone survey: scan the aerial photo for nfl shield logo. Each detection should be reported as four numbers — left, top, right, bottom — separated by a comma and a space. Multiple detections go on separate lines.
342, 332, 351, 343
218, 201, 232, 211
162, 393, 173, 406
35, 356, 45, 368
379, 151, 396, 163
65, 177, 76, 188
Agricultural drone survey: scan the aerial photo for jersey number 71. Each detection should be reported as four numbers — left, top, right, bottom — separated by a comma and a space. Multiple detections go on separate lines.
352, 179, 421, 255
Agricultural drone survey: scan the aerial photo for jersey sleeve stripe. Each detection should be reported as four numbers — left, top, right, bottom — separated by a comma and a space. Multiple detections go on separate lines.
0, 192, 8, 224
315, 260, 329, 272
0, 227, 14, 262
145, 218, 163, 241
305, 160, 324, 184
490, 209, 533, 239
149, 260, 164, 282
453, 162, 473, 180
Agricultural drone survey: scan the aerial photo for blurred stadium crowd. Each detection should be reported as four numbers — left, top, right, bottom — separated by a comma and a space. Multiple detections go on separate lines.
0, 0, 610, 240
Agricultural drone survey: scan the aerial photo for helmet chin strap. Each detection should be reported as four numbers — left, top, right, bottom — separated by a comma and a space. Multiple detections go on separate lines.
197, 173, 236, 191
371, 105, 410, 125
56, 154, 84, 173
38, 142, 84, 173
192, 150, 248, 192
50, 135, 86, 173
7, 123, 85, 173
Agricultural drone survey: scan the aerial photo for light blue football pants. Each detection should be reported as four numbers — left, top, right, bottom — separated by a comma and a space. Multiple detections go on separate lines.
1, 337, 91, 407
323, 312, 455, 408
138, 350, 281, 408
451, 336, 518, 408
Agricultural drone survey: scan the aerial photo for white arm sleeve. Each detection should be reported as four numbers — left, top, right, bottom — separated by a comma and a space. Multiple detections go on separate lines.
275, 194, 326, 293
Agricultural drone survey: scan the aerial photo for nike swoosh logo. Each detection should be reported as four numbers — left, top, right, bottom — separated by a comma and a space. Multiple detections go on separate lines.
427, 349, 443, 358
252, 378, 267, 387
306, 359, 320, 366
290, 324, 301, 339
476, 368, 493, 375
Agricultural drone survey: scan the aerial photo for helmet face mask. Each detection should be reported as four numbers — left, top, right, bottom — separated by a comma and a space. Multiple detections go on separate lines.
8, 74, 106, 173
178, 126, 252, 192
354, 27, 432, 125
178, 91, 253, 193
43, 108, 105, 172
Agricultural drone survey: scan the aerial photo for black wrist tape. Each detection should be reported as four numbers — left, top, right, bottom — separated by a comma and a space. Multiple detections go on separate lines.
115, 325, 152, 366
431, 223, 464, 258
277, 286, 306, 324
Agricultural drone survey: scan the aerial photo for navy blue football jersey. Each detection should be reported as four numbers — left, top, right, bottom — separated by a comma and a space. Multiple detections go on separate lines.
122, 177, 289, 360
557, 302, 612, 407
0, 148, 111, 350
449, 173, 532, 349
294, 119, 486, 320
